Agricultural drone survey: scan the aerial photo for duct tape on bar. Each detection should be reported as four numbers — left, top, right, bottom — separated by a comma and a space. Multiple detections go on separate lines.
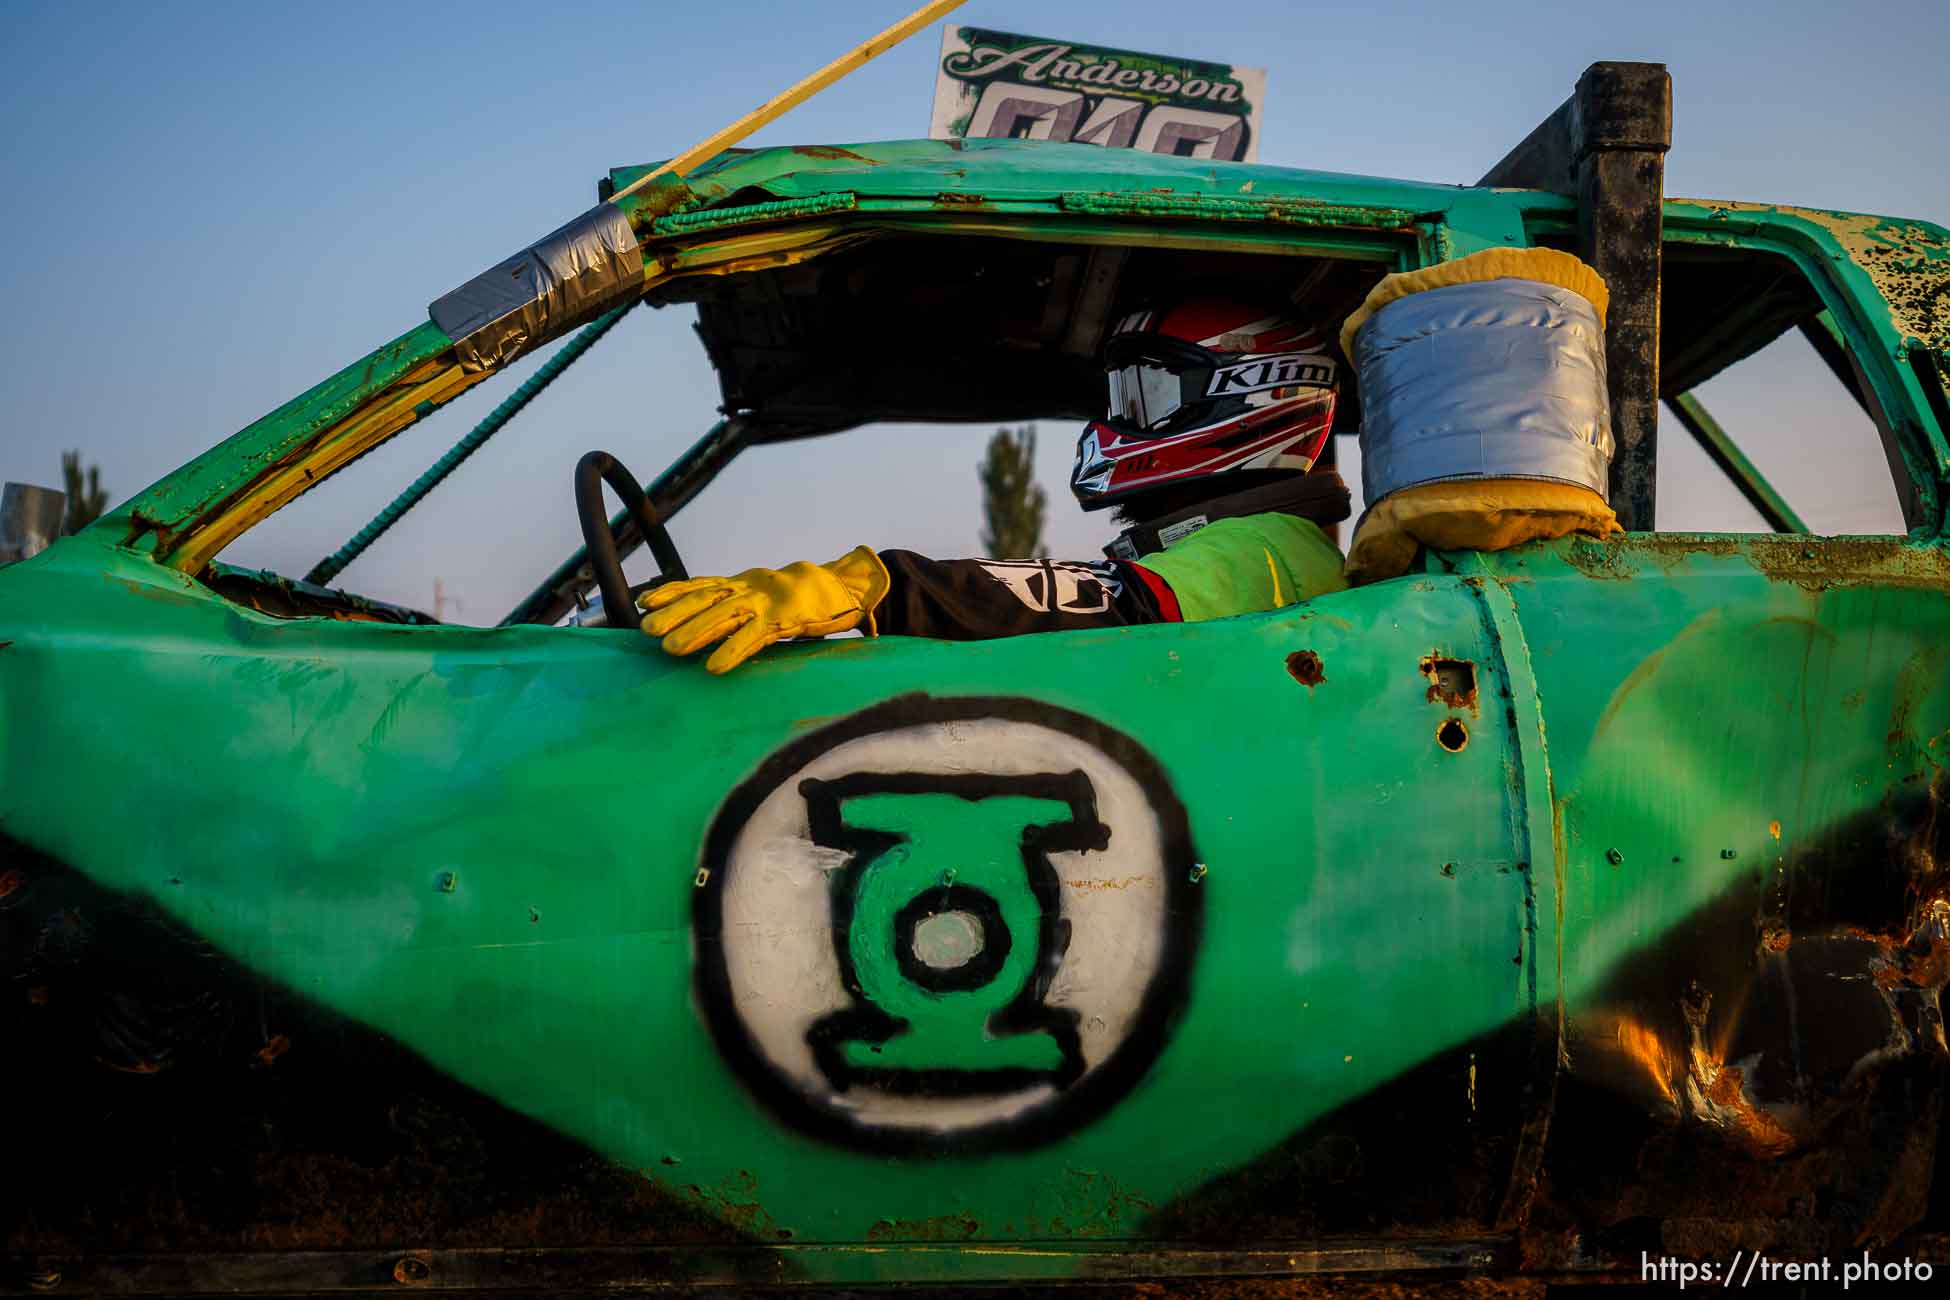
430, 204, 642, 372
1355, 278, 1614, 505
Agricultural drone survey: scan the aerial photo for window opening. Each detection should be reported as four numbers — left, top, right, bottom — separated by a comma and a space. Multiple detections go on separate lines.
1656, 243, 1905, 535
1657, 327, 1903, 536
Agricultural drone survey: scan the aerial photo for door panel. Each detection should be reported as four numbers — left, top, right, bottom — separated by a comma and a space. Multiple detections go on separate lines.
3, 542, 1540, 1252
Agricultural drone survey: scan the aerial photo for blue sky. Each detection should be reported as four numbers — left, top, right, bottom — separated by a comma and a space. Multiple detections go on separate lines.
3, 0, 1944, 620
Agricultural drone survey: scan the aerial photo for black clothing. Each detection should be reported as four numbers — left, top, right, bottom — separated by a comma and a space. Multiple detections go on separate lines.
873, 551, 1180, 640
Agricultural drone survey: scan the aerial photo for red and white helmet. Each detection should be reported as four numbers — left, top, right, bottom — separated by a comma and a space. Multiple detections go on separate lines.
1071, 300, 1339, 512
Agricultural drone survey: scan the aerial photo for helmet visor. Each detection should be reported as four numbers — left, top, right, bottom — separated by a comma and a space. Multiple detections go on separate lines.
1102, 334, 1214, 435
1107, 361, 1188, 430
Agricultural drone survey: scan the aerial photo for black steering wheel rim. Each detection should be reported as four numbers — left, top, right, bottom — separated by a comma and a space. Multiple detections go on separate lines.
574, 450, 688, 626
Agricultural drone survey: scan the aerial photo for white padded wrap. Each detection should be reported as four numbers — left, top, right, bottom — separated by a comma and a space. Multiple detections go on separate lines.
1355, 277, 1614, 505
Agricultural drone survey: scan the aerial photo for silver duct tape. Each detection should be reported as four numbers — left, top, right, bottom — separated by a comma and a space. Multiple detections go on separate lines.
429, 204, 641, 372
1355, 279, 1614, 505
1, 482, 66, 564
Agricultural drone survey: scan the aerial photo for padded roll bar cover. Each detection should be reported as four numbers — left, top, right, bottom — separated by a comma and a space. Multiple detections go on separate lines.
430, 205, 643, 372
1353, 286, 1613, 505
1339, 246, 1609, 362
1342, 249, 1621, 584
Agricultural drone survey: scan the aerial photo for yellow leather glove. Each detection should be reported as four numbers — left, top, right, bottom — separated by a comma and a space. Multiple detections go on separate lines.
637, 545, 891, 675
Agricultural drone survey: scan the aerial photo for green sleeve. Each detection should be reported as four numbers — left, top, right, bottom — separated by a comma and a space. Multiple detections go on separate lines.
1138, 513, 1348, 622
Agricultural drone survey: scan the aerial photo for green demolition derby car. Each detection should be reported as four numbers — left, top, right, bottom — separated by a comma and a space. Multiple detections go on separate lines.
5, 62, 1950, 1294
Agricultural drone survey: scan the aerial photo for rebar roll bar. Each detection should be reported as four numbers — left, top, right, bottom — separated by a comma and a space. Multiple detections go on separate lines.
305, 302, 635, 588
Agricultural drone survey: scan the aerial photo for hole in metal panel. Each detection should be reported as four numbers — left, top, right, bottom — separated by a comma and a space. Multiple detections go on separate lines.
1287, 650, 1326, 687
1420, 655, 1478, 712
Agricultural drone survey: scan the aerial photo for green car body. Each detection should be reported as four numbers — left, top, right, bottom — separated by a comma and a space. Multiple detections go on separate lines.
4, 134, 1950, 1291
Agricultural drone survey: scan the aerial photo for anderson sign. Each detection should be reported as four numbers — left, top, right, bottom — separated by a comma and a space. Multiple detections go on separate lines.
929, 26, 1266, 163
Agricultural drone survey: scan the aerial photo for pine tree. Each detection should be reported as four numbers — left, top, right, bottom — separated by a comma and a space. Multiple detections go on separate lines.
978, 425, 1046, 559
60, 451, 108, 535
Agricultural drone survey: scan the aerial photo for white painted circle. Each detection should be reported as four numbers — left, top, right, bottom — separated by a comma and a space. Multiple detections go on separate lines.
700, 706, 1196, 1149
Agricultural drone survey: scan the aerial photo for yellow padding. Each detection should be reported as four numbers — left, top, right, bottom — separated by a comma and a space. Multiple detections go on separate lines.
1344, 478, 1622, 585
1339, 247, 1610, 361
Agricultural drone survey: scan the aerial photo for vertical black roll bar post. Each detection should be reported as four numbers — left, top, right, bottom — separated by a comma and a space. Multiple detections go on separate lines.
1479, 63, 1674, 531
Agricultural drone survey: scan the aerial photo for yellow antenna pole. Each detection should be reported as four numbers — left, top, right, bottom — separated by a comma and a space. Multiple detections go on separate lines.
610, 0, 968, 202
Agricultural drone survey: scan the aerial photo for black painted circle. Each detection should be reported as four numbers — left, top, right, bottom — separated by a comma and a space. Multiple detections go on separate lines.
692, 693, 1204, 1156
893, 884, 1011, 993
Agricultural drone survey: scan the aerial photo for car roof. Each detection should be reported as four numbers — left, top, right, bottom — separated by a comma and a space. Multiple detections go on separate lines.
606, 138, 1946, 445
607, 136, 1473, 213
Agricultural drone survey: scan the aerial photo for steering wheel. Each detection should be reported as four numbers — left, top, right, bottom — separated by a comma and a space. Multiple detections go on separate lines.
574, 450, 688, 627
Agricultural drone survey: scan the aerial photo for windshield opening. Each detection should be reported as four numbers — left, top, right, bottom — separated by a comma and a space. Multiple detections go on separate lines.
209, 227, 1402, 627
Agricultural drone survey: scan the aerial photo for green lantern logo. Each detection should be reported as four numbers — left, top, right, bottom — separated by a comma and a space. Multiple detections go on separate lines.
802, 772, 1105, 1095
694, 695, 1202, 1153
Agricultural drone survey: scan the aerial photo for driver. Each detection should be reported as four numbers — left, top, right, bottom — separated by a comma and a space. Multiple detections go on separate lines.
638, 299, 1351, 673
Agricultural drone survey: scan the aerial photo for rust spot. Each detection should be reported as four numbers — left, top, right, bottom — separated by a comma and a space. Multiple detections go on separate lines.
932, 190, 991, 207
393, 1254, 431, 1285
1744, 534, 1936, 591
1286, 649, 1326, 688
123, 508, 180, 554
1437, 718, 1469, 753
0, 867, 23, 899
1419, 655, 1478, 713
1872, 899, 1950, 993
1768, 820, 1782, 841
680, 1169, 789, 1240
790, 144, 872, 162
1609, 1014, 1679, 1105
27, 984, 48, 1005
1065, 875, 1147, 892
255, 1034, 292, 1068
1677, 981, 1800, 1159
1563, 532, 1743, 581
865, 1211, 980, 1242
